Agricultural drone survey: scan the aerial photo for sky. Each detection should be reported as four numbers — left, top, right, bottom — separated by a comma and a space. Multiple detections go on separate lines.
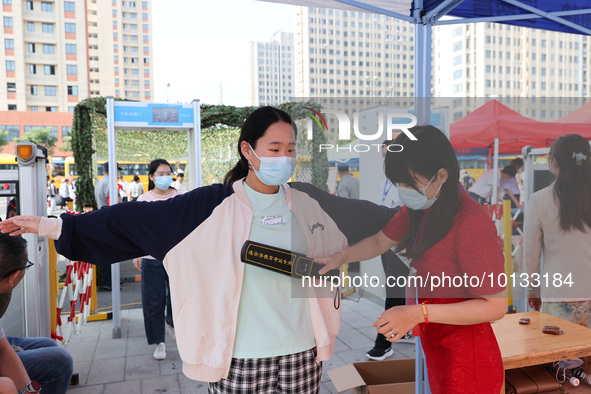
151, 0, 297, 107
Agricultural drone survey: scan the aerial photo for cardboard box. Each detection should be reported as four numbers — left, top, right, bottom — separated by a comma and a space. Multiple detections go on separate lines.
328, 358, 423, 394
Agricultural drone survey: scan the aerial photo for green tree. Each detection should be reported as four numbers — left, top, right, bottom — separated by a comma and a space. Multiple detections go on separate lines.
60, 136, 72, 153
15, 127, 57, 155
0, 129, 8, 149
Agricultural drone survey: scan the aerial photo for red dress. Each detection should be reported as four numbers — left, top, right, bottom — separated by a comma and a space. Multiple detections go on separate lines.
382, 189, 505, 394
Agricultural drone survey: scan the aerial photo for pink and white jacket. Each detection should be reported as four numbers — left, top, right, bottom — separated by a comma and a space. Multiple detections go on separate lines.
41, 180, 393, 382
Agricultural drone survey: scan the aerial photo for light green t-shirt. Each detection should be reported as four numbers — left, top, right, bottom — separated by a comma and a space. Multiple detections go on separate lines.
233, 182, 315, 359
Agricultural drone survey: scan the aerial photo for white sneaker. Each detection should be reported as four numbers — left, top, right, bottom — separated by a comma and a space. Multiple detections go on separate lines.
153, 342, 166, 360
167, 325, 176, 340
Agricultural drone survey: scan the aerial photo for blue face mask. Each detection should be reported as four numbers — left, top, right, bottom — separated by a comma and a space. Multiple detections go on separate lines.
154, 175, 173, 190
396, 174, 442, 210
248, 144, 295, 186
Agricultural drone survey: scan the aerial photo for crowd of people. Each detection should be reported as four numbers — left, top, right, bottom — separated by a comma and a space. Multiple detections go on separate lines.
0, 106, 589, 393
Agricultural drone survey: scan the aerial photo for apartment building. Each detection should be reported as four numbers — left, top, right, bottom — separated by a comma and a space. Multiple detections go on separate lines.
1, 0, 153, 152
434, 22, 591, 121
250, 31, 294, 106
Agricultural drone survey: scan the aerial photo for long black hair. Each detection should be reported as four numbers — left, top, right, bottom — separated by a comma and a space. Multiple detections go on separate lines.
550, 134, 591, 232
223, 106, 295, 184
147, 158, 173, 191
385, 126, 461, 259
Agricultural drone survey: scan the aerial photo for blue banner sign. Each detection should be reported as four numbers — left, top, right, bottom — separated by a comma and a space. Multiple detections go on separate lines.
113, 102, 195, 130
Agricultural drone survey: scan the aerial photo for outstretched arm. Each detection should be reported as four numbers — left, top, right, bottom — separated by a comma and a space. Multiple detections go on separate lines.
0, 216, 41, 237
316, 230, 396, 274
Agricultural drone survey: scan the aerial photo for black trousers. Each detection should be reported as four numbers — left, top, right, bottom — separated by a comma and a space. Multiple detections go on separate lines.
374, 250, 410, 350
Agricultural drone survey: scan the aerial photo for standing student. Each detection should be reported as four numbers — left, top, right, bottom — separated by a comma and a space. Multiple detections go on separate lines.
525, 134, 591, 327
316, 126, 507, 394
133, 159, 178, 360
1, 106, 392, 394
128, 175, 144, 202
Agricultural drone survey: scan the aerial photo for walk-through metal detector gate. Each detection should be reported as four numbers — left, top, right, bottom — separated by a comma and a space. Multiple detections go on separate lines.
105, 97, 201, 338
0, 142, 51, 338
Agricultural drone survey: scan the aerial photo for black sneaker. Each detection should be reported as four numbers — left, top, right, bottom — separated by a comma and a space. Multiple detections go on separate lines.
366, 346, 394, 361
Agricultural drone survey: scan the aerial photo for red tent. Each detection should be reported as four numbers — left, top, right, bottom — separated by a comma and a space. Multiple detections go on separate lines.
557, 100, 591, 123
450, 100, 560, 154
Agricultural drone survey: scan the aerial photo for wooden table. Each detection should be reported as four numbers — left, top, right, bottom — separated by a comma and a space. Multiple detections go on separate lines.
492, 311, 591, 393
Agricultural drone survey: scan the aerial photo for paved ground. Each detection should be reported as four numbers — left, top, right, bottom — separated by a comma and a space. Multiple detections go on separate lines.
63, 295, 416, 394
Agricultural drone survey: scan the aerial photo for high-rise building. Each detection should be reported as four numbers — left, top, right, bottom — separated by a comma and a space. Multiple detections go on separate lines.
0, 0, 153, 153
1, 0, 153, 113
433, 22, 591, 121
250, 31, 294, 106
2, 0, 90, 113
89, 0, 153, 102
294, 7, 416, 99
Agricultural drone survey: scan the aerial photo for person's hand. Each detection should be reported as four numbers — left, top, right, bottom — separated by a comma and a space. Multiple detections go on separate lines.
133, 258, 142, 272
527, 288, 541, 311
374, 305, 424, 342
315, 252, 345, 275
0, 216, 41, 236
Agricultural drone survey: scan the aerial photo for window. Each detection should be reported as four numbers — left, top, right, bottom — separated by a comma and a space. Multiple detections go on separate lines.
65, 23, 76, 33
3, 17, 13, 28
5, 60, 15, 71
64, 2, 75, 12
142, 1, 147, 6
453, 41, 462, 51
41, 2, 53, 12
68, 106, 75, 113
45, 86, 56, 96
30, 85, 37, 95
3, 0, 12, 5
66, 44, 76, 54
28, 43, 35, 53
143, 57, 149, 64
42, 23, 54, 33
4, 39, 14, 50
26, 0, 33, 10
29, 64, 36, 74
43, 44, 54, 54
67, 85, 78, 95
142, 24, 148, 30
66, 65, 77, 75
62, 126, 72, 138
1, 125, 19, 141
44, 65, 56, 75
27, 22, 35, 32
7, 82, 16, 93
453, 55, 462, 66
45, 107, 57, 112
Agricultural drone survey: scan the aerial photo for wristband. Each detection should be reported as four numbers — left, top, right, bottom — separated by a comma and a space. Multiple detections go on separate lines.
421, 301, 429, 324
18, 381, 41, 394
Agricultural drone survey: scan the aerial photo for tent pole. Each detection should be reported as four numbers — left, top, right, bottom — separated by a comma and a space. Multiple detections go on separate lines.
415, 5, 432, 126
106, 97, 122, 339
491, 138, 500, 218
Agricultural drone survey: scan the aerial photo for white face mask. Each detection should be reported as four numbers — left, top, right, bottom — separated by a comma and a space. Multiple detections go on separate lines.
248, 144, 295, 186
396, 174, 442, 210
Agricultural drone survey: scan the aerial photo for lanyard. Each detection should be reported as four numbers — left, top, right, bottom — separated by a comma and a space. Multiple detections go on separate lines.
382, 179, 394, 204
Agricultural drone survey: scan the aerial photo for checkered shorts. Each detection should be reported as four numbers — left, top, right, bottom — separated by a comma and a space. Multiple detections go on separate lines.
208, 347, 322, 394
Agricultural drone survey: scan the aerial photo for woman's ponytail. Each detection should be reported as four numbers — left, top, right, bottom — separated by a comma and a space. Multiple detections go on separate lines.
223, 157, 249, 184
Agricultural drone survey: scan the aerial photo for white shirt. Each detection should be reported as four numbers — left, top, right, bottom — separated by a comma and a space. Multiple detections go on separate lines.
469, 168, 501, 200
171, 180, 188, 194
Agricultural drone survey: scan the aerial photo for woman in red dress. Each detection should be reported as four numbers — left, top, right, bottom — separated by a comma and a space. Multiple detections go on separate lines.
317, 126, 506, 393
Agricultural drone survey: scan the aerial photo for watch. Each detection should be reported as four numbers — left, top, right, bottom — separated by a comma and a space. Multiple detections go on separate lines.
18, 381, 41, 394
